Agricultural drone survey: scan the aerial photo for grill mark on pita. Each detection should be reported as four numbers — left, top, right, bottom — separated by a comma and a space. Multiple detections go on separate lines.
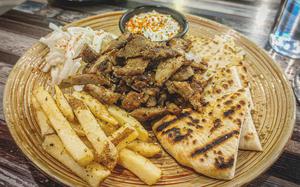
223, 109, 235, 117
187, 121, 203, 129
188, 116, 200, 124
156, 110, 192, 132
222, 83, 229, 89
239, 100, 246, 106
191, 130, 239, 157
234, 118, 242, 126
224, 100, 233, 105
187, 116, 203, 129
162, 127, 193, 143
215, 156, 234, 169
174, 129, 193, 142
210, 118, 222, 133
162, 127, 180, 135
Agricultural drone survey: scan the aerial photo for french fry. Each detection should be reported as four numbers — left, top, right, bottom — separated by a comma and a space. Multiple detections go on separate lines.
67, 95, 118, 170
70, 122, 86, 137
80, 136, 94, 150
72, 91, 118, 125
79, 136, 102, 162
127, 140, 162, 158
31, 95, 54, 136
54, 85, 75, 122
42, 135, 110, 187
85, 163, 110, 187
34, 86, 94, 166
79, 136, 115, 164
108, 105, 149, 142
97, 119, 119, 136
108, 124, 138, 150
119, 148, 161, 185
56, 93, 85, 137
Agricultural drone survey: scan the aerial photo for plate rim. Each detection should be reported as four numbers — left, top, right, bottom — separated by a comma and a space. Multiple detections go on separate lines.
3, 10, 296, 186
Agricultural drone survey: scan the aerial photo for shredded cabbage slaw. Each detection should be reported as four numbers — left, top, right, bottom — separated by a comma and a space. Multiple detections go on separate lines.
40, 23, 116, 85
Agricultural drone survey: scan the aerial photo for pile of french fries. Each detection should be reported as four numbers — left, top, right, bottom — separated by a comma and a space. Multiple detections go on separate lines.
32, 86, 162, 186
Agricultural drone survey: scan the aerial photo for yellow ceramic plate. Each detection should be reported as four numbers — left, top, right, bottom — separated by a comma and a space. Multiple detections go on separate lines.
3, 11, 295, 186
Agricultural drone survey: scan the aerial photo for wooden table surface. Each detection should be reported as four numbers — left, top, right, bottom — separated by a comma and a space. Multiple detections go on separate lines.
0, 0, 299, 186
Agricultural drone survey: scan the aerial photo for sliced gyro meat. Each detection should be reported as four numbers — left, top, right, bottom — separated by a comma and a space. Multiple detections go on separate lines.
102, 32, 133, 53
166, 81, 194, 100
121, 91, 145, 111
84, 84, 121, 105
166, 102, 182, 115
141, 47, 179, 61
171, 65, 194, 81
146, 96, 157, 107
113, 57, 149, 76
130, 107, 169, 122
189, 92, 204, 111
87, 54, 113, 74
78, 43, 99, 64
59, 73, 111, 88
155, 56, 186, 86
167, 37, 191, 55
117, 34, 151, 59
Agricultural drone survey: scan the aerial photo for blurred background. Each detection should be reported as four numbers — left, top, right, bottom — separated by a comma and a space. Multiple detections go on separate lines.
0, 0, 25, 15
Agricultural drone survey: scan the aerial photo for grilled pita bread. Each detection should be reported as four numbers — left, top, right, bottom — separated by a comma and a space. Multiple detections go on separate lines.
239, 109, 262, 151
153, 89, 248, 180
201, 65, 262, 151
233, 65, 262, 150
186, 35, 244, 70
188, 35, 261, 151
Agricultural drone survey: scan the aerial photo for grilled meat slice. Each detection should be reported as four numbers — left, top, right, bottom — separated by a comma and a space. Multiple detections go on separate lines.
116, 34, 178, 60
114, 79, 131, 93
166, 81, 194, 100
146, 96, 157, 107
130, 107, 168, 122
117, 34, 151, 59
121, 73, 156, 92
190, 79, 203, 93
168, 38, 191, 55
166, 103, 182, 114
121, 91, 144, 111
100, 34, 116, 53
157, 91, 168, 106
155, 56, 186, 86
106, 50, 119, 66
78, 43, 99, 64
98, 59, 113, 73
103, 32, 132, 53
190, 61, 207, 71
88, 58, 113, 74
171, 65, 194, 81
173, 95, 191, 108
84, 84, 121, 105
165, 81, 176, 94
144, 87, 160, 96
131, 79, 149, 91
60, 73, 111, 88
113, 57, 149, 76
192, 73, 212, 88
142, 47, 179, 60
189, 92, 203, 111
